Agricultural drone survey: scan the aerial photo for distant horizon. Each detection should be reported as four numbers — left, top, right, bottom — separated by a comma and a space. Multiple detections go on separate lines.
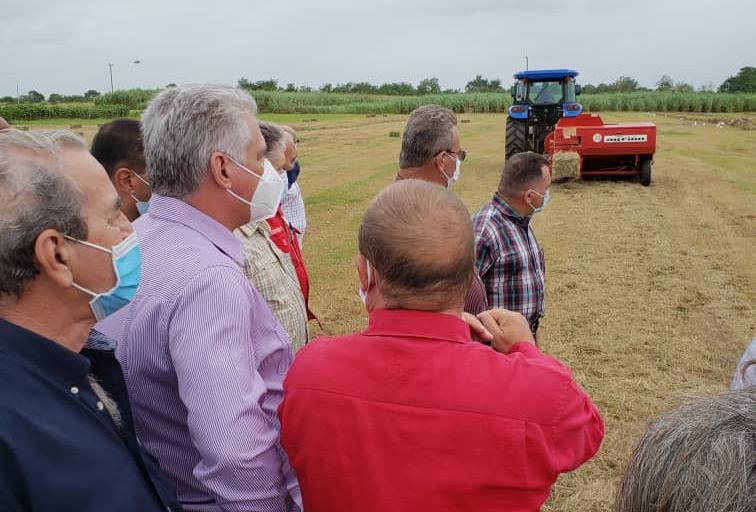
3, 0, 753, 98
2, 68, 746, 99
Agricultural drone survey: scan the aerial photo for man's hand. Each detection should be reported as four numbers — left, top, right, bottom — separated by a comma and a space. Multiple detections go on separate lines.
461, 312, 494, 344
476, 309, 535, 354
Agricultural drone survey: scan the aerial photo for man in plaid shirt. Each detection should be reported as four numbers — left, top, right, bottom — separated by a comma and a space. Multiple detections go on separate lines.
473, 152, 551, 336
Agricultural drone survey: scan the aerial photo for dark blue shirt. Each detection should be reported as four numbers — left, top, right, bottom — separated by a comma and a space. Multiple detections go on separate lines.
0, 319, 181, 512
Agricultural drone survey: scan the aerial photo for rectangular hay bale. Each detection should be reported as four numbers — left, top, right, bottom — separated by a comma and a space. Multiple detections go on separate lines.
551, 151, 580, 180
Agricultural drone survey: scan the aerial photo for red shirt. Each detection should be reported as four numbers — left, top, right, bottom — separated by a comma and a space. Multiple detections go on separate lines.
279, 309, 604, 512
266, 207, 314, 319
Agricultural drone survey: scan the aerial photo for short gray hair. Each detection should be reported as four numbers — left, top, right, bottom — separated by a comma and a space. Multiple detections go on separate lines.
258, 121, 286, 160
0, 129, 87, 299
399, 105, 457, 168
141, 84, 258, 197
615, 388, 756, 512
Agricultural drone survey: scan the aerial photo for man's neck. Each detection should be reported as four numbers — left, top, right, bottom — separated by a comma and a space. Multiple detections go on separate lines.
0, 296, 92, 353
397, 165, 445, 187
497, 192, 532, 219
183, 188, 240, 232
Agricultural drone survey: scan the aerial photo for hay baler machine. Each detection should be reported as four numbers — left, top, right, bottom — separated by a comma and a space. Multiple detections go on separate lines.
545, 113, 657, 186
505, 68, 657, 185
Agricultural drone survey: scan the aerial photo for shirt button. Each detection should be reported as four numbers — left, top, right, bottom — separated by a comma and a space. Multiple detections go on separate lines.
70, 386, 79, 395
96, 401, 105, 411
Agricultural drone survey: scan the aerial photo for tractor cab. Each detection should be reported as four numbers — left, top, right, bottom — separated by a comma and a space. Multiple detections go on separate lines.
506, 69, 583, 157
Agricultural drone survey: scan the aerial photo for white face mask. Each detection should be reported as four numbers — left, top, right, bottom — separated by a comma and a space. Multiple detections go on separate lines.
358, 260, 373, 305
440, 154, 462, 189
226, 157, 285, 223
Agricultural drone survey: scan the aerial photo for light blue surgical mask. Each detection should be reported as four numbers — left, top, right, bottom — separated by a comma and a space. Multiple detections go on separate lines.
528, 189, 550, 214
65, 232, 142, 321
131, 173, 151, 216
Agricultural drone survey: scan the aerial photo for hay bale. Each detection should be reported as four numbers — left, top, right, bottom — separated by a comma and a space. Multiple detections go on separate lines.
460, 119, 471, 124
389, 131, 401, 138
366, 114, 376, 118
551, 151, 580, 181
70, 124, 82, 129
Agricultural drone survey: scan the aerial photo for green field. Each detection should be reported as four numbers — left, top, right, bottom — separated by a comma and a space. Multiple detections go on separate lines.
2, 88, 755, 122
23, 112, 756, 511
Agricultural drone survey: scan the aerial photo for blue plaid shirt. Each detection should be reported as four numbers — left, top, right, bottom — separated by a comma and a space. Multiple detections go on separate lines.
472, 194, 546, 333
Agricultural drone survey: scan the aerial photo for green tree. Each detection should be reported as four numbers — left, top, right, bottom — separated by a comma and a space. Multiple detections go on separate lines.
0, 96, 15, 103
23, 90, 45, 103
719, 66, 756, 93
612, 76, 639, 93
656, 75, 674, 91
285, 83, 297, 92
320, 83, 333, 93
673, 82, 694, 93
417, 78, 441, 95
84, 89, 100, 99
48, 93, 64, 103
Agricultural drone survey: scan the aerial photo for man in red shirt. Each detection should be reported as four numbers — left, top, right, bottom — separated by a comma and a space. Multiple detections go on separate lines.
279, 180, 604, 512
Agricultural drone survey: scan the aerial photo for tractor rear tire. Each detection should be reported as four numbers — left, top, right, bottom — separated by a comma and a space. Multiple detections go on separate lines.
640, 158, 652, 186
506, 117, 528, 159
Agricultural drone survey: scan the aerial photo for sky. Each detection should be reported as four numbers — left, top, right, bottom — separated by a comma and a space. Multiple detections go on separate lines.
1, 0, 753, 97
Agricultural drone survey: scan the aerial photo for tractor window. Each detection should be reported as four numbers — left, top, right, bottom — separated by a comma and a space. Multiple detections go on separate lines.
514, 81, 526, 101
528, 81, 563, 105
564, 80, 577, 102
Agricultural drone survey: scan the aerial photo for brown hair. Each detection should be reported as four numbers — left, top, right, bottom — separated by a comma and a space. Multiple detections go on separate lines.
498, 152, 549, 197
358, 180, 473, 311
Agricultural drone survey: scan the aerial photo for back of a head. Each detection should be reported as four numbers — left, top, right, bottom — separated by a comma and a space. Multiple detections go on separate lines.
499, 152, 549, 198
258, 121, 285, 159
615, 388, 756, 512
141, 84, 258, 198
90, 119, 145, 178
399, 105, 457, 169
358, 180, 473, 311
0, 129, 87, 300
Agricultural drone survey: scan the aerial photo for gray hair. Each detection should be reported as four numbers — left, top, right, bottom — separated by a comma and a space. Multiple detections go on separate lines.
258, 121, 286, 160
0, 129, 88, 299
399, 105, 457, 168
141, 84, 258, 198
615, 388, 756, 512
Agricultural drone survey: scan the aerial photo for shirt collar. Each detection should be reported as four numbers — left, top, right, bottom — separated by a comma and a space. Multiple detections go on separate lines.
362, 309, 473, 345
492, 193, 531, 226
147, 194, 244, 266
0, 318, 91, 386
236, 221, 270, 239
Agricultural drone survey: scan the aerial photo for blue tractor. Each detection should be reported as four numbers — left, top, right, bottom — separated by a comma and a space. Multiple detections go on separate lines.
506, 69, 583, 158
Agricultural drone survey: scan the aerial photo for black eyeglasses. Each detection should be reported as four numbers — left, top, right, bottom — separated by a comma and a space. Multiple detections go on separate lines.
435, 149, 467, 161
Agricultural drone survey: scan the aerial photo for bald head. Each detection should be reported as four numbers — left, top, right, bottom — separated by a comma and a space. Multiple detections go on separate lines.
358, 180, 473, 311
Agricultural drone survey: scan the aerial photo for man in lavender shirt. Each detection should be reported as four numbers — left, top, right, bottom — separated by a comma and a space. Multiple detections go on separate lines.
97, 85, 301, 512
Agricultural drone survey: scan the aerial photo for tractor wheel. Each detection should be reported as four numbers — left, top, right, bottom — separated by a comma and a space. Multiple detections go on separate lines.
505, 117, 528, 159
640, 158, 652, 186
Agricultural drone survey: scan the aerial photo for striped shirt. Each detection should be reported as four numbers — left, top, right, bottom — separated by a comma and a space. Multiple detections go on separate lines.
281, 182, 306, 248
236, 222, 309, 351
96, 194, 301, 512
472, 194, 546, 333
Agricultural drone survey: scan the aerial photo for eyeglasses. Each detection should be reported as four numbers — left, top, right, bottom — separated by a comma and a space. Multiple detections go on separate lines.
443, 149, 466, 162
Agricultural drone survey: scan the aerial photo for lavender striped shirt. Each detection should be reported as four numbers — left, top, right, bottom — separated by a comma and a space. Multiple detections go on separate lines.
96, 195, 300, 512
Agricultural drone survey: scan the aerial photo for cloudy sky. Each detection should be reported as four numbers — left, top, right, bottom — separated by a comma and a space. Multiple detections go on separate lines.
1, 0, 752, 97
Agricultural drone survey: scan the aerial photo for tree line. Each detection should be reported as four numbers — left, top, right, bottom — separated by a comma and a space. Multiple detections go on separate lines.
2, 67, 753, 104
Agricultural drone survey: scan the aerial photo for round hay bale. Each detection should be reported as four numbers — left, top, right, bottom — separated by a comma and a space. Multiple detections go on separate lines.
389, 131, 401, 138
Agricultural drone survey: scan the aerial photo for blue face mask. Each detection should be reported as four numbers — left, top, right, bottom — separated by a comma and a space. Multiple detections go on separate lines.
131, 172, 151, 216
65, 233, 142, 321
286, 161, 301, 190
132, 195, 150, 215
528, 189, 550, 214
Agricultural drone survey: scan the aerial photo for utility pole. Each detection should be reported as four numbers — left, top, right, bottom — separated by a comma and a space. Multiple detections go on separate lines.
16, 84, 20, 103
525, 55, 529, 71
108, 63, 114, 93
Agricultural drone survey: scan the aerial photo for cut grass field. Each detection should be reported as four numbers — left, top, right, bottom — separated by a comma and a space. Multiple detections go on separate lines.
29, 112, 756, 510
